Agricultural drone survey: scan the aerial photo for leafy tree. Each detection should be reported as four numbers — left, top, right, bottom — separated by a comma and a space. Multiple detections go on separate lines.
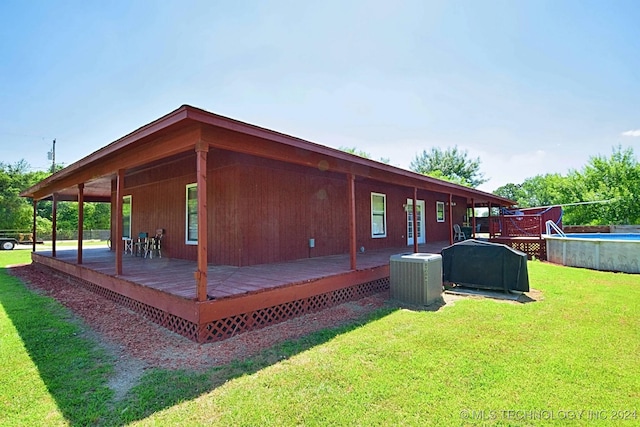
339, 146, 390, 164
36, 216, 53, 238
580, 145, 640, 224
519, 173, 579, 208
0, 160, 111, 234
493, 183, 524, 202
0, 160, 49, 230
410, 146, 487, 188
492, 146, 640, 225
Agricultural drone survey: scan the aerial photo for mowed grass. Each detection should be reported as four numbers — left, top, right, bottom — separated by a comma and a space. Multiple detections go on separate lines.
1, 250, 638, 426
0, 250, 113, 426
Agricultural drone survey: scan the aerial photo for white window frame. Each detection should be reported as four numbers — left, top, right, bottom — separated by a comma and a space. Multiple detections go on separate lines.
407, 199, 426, 245
371, 192, 387, 238
186, 183, 198, 245
436, 201, 445, 223
122, 195, 132, 239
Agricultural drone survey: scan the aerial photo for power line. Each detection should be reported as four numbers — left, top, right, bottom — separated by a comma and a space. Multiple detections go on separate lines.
523, 200, 613, 210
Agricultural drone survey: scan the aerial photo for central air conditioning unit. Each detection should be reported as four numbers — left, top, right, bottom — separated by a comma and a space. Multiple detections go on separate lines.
390, 253, 443, 306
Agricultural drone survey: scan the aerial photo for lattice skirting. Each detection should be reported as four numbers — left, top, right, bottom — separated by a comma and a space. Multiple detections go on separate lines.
495, 239, 546, 261
32, 263, 389, 343
33, 263, 200, 340
197, 277, 390, 342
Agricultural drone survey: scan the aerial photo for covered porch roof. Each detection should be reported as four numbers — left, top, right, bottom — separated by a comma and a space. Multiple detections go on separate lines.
20, 105, 515, 208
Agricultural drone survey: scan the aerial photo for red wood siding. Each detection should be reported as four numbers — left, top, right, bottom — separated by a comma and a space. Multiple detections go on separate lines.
354, 180, 409, 251
113, 150, 351, 266
419, 191, 467, 242
113, 154, 195, 260
232, 155, 349, 266
111, 146, 472, 266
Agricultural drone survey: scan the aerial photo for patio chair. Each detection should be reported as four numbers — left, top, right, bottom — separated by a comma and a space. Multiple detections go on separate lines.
133, 232, 149, 257
453, 224, 466, 241
123, 237, 133, 255
146, 228, 164, 259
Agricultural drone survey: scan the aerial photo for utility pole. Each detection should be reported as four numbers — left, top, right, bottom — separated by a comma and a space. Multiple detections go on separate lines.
48, 139, 56, 172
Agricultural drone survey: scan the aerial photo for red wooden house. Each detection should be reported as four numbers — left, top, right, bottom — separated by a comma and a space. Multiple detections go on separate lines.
21, 105, 515, 342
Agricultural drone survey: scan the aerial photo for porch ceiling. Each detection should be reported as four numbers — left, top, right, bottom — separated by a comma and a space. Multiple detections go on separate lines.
41, 176, 112, 202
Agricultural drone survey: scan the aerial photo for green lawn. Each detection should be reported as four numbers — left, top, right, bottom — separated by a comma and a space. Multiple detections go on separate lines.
1, 250, 638, 426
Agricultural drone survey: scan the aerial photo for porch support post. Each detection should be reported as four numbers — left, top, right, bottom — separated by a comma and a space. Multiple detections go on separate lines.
77, 183, 84, 264
52, 193, 58, 257
195, 141, 209, 302
115, 169, 125, 275
32, 200, 38, 252
488, 202, 493, 238
347, 173, 357, 270
448, 193, 454, 245
471, 198, 476, 238
412, 187, 418, 253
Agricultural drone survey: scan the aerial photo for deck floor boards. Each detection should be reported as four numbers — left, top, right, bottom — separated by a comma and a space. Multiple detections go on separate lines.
35, 241, 449, 300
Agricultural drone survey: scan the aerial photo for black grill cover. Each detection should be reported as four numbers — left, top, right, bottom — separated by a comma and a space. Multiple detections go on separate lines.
442, 239, 529, 292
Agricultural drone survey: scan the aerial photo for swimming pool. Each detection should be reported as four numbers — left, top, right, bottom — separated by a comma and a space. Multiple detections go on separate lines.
544, 233, 640, 273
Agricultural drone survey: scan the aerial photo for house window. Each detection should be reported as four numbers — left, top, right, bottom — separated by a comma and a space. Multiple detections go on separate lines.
436, 201, 445, 223
122, 195, 131, 239
186, 184, 198, 244
371, 193, 387, 238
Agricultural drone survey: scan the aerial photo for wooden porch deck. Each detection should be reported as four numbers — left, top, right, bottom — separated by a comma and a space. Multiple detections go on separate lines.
34, 241, 450, 300
31, 241, 449, 342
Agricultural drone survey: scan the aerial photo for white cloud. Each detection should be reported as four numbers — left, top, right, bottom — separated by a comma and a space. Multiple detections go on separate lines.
621, 129, 640, 137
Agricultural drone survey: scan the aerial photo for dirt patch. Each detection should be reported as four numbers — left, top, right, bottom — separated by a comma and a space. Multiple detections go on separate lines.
8, 264, 390, 372
444, 285, 544, 304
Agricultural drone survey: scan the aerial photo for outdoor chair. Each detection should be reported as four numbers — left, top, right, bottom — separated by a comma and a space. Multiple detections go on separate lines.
133, 232, 149, 257
453, 224, 466, 241
123, 237, 133, 255
146, 228, 164, 259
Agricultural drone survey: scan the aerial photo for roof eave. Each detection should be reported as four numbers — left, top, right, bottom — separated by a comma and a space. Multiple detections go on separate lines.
20, 104, 515, 207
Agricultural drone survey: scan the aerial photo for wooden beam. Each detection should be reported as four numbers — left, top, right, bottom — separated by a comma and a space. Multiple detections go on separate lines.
52, 193, 57, 258
197, 266, 389, 323
200, 126, 511, 204
347, 173, 356, 270
413, 187, 418, 253
471, 197, 476, 238
489, 202, 493, 238
195, 141, 209, 302
110, 179, 116, 251
77, 183, 84, 264
32, 200, 37, 253
115, 169, 125, 275
448, 193, 454, 245
32, 253, 199, 323
28, 125, 202, 200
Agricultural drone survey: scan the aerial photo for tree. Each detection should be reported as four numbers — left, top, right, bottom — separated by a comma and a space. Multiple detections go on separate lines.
410, 146, 487, 188
492, 146, 640, 225
519, 173, 578, 208
493, 183, 524, 202
339, 146, 390, 164
580, 145, 640, 224
0, 160, 112, 235
0, 160, 49, 230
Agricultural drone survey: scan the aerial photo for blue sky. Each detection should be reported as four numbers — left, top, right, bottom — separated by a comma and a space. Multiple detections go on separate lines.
1, 0, 638, 192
